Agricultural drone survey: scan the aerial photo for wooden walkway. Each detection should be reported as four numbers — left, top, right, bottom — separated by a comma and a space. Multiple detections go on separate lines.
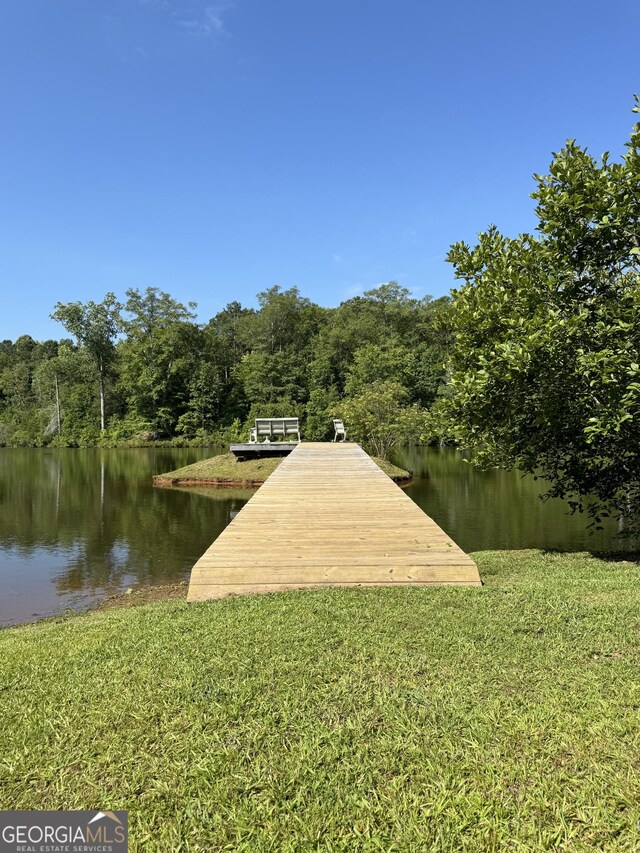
187, 443, 481, 601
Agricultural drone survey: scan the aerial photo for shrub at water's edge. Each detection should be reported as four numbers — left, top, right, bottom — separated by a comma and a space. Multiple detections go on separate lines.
335, 380, 429, 460
153, 451, 411, 487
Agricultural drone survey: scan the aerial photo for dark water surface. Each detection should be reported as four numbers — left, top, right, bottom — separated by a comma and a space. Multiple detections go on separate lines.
0, 446, 631, 626
396, 446, 630, 554
0, 448, 250, 626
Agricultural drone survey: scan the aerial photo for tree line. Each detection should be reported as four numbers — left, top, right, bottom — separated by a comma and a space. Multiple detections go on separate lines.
0, 282, 450, 452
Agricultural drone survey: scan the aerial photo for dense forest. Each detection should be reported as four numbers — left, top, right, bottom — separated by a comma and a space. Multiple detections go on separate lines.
0, 282, 450, 449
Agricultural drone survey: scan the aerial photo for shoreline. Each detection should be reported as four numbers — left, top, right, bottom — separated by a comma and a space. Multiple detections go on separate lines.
153, 472, 413, 488
98, 580, 189, 611
153, 475, 268, 488
0, 582, 191, 632
152, 450, 413, 489
4, 548, 638, 630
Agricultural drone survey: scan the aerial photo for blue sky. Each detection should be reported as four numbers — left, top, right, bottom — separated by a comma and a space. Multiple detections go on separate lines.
1, 0, 638, 340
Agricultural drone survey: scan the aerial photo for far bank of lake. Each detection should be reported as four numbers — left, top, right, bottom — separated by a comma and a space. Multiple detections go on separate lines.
0, 446, 633, 626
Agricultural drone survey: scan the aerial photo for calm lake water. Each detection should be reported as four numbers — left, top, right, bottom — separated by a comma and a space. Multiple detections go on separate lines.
0, 446, 631, 626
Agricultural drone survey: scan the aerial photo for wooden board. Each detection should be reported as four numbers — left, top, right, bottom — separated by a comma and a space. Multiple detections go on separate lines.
187, 442, 481, 601
229, 443, 296, 460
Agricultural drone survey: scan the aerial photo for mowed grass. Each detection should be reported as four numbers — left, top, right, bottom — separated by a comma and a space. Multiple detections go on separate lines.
157, 451, 410, 484
1, 551, 640, 851
157, 452, 283, 483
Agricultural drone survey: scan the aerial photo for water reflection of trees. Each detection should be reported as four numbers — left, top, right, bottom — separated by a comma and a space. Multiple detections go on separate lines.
0, 448, 250, 595
3, 445, 633, 622
396, 446, 627, 553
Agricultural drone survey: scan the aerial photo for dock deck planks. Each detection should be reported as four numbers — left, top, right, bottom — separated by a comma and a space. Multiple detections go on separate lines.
187, 442, 481, 601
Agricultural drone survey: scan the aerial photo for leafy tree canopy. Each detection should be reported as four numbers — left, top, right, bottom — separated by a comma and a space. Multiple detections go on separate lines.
2, 282, 446, 448
337, 380, 427, 460
51, 293, 122, 431
441, 98, 640, 530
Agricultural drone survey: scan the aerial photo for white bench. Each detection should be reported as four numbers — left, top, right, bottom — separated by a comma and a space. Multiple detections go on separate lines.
249, 417, 301, 444
333, 418, 347, 442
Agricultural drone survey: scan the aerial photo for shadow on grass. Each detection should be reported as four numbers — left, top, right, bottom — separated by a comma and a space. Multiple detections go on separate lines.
536, 546, 640, 565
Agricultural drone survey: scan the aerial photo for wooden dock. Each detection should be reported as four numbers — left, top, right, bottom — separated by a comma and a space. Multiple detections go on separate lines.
187, 443, 481, 601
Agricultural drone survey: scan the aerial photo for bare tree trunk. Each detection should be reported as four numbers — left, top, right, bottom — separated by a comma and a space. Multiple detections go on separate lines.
99, 360, 105, 431
56, 458, 61, 518
618, 495, 633, 535
54, 373, 61, 435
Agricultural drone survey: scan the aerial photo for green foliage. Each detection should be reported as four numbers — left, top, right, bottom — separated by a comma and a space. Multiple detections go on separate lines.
51, 293, 122, 431
443, 101, 640, 530
100, 412, 157, 444
304, 387, 341, 441
51, 295, 122, 367
118, 287, 199, 436
211, 418, 246, 445
248, 285, 323, 354
337, 380, 427, 459
344, 341, 414, 396
235, 350, 308, 405
1, 283, 449, 447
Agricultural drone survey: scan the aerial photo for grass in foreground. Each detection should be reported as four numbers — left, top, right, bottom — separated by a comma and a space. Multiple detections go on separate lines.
1, 551, 640, 851
156, 450, 410, 484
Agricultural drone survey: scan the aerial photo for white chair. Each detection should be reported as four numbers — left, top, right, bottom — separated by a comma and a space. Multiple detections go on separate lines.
333, 419, 347, 442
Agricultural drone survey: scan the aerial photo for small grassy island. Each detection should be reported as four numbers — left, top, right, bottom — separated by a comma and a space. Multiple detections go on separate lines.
153, 451, 411, 488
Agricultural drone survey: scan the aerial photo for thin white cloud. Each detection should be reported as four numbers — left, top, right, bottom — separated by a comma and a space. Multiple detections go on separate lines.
177, 3, 232, 39
141, 0, 233, 41
332, 253, 342, 263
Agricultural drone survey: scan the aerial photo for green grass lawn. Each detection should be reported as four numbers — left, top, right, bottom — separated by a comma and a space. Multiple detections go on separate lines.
1, 551, 640, 851
155, 452, 284, 484
156, 451, 410, 485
